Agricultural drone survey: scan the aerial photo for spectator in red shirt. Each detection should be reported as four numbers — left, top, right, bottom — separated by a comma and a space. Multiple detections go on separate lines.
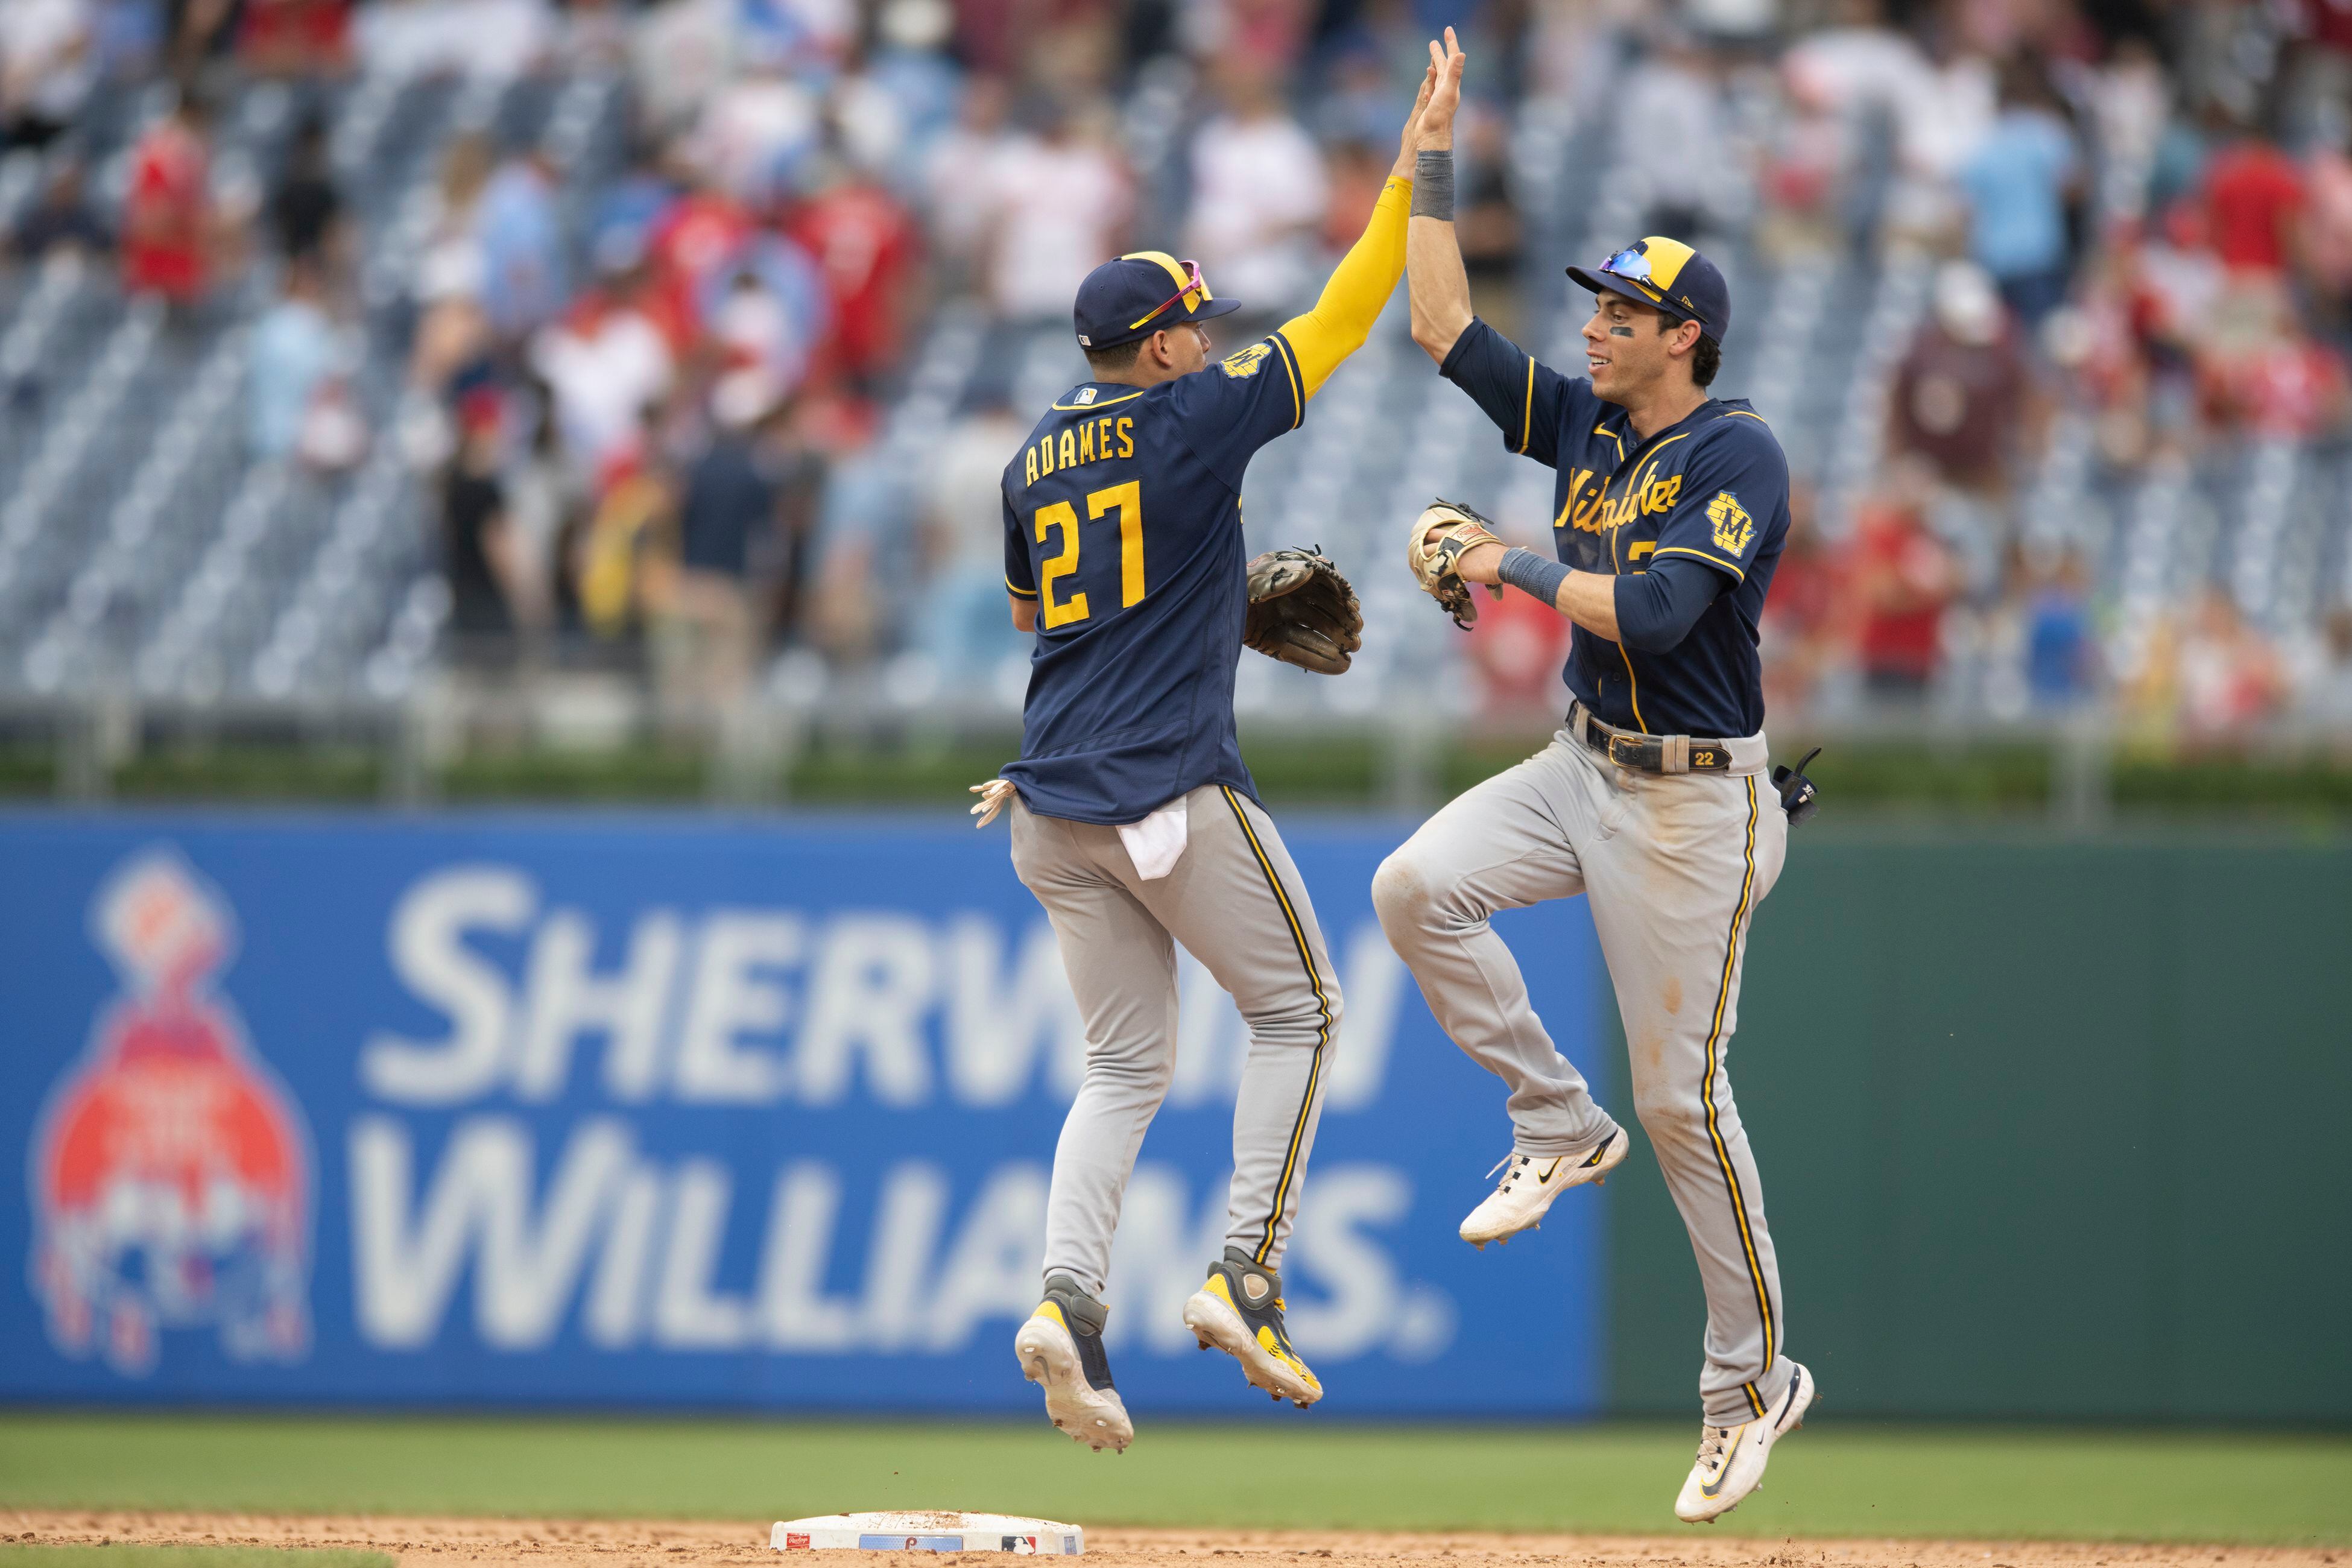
2197, 287, 2352, 437
121, 92, 215, 305
785, 154, 917, 394
1464, 572, 1572, 718
643, 174, 754, 353
2172, 586, 2288, 739
1759, 488, 1839, 719
1850, 460, 1961, 698
1889, 260, 2037, 499
237, 0, 351, 76
2202, 121, 2306, 274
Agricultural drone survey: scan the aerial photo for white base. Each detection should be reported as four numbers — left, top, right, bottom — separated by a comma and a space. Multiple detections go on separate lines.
772, 1513, 1084, 1555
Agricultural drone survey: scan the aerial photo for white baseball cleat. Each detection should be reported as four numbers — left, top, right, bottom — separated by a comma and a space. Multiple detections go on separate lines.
1459, 1128, 1630, 1248
1674, 1361, 1817, 1523
1013, 1275, 1133, 1453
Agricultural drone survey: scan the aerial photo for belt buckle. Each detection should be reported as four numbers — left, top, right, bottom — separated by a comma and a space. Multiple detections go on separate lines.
1605, 732, 1642, 770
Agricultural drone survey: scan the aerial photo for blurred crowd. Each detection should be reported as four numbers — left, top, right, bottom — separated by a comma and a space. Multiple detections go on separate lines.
1443, 0, 2352, 740
1758, 0, 2352, 743
7, 0, 2352, 739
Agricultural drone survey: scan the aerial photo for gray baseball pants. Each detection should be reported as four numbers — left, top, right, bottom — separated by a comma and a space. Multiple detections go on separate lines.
1371, 724, 1793, 1428
1010, 783, 1341, 1300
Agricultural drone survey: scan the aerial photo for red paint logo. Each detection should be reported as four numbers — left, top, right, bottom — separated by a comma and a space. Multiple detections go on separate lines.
28, 849, 313, 1375
783, 1536, 811, 1551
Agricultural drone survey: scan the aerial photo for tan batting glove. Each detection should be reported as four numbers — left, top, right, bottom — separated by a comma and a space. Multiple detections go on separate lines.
969, 778, 1016, 828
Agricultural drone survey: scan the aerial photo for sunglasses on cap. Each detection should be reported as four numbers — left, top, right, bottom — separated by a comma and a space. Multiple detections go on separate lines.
1597, 246, 1666, 296
1129, 258, 1214, 333
1595, 245, 1708, 326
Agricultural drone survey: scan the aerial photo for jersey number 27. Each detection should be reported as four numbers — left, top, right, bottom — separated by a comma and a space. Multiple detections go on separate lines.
1035, 481, 1144, 628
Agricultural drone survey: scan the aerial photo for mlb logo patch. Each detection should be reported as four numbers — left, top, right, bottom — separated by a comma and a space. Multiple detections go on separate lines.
1073, 387, 1096, 405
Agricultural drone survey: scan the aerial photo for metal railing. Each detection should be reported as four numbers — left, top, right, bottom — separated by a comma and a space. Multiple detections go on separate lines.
10, 673, 2350, 824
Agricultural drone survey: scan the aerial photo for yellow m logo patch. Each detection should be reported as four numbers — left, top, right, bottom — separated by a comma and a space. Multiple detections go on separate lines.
1219, 344, 1270, 379
1707, 491, 1754, 557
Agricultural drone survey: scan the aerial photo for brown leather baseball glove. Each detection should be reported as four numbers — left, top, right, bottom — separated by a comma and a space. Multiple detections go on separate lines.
1245, 546, 1364, 675
1407, 498, 1506, 629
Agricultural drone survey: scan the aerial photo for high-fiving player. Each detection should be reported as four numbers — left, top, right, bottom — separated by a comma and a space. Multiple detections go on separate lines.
973, 70, 1437, 1452
1373, 31, 1816, 1521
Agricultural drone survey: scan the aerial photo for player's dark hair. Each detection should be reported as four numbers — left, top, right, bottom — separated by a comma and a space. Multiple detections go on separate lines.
1692, 333, 1721, 388
1083, 338, 1143, 375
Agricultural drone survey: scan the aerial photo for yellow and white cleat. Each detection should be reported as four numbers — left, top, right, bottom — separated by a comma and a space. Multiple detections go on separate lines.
1674, 1361, 1817, 1523
1013, 1273, 1133, 1453
1181, 1248, 1323, 1409
1459, 1128, 1630, 1249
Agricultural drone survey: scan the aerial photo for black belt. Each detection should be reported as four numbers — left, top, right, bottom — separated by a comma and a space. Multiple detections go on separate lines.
1570, 704, 1737, 774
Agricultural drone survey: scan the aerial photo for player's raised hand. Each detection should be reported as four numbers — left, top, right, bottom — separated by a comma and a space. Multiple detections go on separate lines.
1393, 61, 1438, 175
1415, 28, 1467, 151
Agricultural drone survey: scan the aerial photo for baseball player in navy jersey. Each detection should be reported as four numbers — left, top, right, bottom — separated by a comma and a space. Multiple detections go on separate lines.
1370, 33, 1815, 1521
969, 75, 1438, 1453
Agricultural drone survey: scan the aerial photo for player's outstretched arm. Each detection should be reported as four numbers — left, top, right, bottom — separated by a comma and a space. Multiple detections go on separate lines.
1399, 33, 1570, 468
1406, 30, 1472, 365
1274, 62, 1437, 400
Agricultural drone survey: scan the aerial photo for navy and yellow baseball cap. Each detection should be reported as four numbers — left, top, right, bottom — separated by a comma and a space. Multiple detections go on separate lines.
1567, 237, 1731, 344
1073, 251, 1242, 350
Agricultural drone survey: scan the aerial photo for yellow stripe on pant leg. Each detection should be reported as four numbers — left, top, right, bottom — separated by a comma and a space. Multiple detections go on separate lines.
1220, 786, 1331, 1265
1699, 776, 1777, 1394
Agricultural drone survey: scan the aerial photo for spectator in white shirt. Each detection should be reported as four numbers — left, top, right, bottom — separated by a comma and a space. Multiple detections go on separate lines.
0, 0, 93, 151
530, 242, 676, 475
1617, 33, 1739, 240
690, 39, 820, 207
1186, 60, 1328, 314
923, 74, 1013, 273
353, 0, 549, 78
977, 96, 1131, 323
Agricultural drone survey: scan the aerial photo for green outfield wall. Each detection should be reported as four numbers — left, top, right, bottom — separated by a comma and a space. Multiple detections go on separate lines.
1602, 829, 2352, 1424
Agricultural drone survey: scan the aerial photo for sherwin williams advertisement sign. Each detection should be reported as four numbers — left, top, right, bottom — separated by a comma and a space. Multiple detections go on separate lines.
1, 813, 1608, 1414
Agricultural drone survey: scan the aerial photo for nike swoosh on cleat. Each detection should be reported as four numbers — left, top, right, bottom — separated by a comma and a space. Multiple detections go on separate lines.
1534, 1158, 1563, 1185
1698, 1424, 1748, 1497
1580, 1132, 1616, 1167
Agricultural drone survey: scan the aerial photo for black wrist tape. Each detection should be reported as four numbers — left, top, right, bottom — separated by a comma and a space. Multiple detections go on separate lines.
1411, 150, 1455, 221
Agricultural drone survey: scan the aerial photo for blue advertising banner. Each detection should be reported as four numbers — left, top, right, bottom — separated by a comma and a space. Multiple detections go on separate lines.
0, 812, 1609, 1415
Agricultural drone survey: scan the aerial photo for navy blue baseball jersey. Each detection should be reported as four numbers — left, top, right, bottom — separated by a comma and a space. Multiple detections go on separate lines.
1441, 317, 1791, 738
1001, 334, 1309, 823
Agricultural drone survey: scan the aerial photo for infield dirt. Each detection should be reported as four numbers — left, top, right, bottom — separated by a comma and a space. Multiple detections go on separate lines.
3, 1511, 2339, 1568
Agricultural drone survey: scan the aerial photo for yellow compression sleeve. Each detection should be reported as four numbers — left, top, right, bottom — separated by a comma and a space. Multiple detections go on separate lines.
1277, 174, 1411, 401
